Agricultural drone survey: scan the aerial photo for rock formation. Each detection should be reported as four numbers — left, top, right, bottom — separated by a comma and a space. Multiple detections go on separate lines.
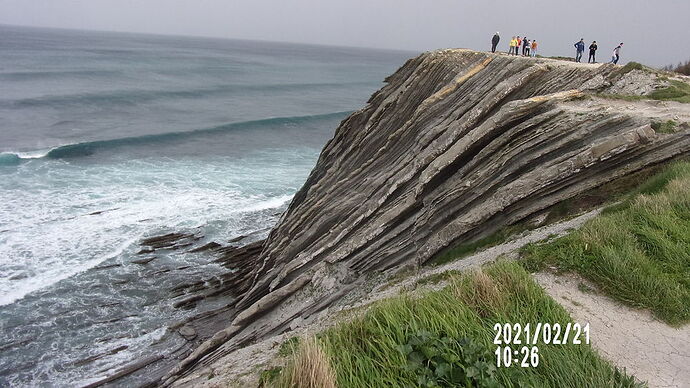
162, 49, 690, 385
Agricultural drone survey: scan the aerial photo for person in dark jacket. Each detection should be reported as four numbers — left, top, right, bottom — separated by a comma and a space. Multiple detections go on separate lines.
574, 38, 585, 62
522, 37, 529, 56
491, 32, 500, 53
588, 41, 598, 63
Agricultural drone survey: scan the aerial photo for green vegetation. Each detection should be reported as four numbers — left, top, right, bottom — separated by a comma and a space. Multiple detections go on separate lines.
651, 120, 679, 134
648, 80, 690, 103
415, 269, 461, 287
600, 79, 690, 104
520, 161, 690, 325
276, 262, 640, 387
397, 332, 498, 387
278, 336, 301, 357
275, 338, 337, 388
379, 264, 417, 290
618, 61, 645, 75
429, 224, 530, 266
259, 367, 283, 387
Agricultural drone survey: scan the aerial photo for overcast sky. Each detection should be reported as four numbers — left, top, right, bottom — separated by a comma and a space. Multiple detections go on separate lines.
1, 0, 688, 67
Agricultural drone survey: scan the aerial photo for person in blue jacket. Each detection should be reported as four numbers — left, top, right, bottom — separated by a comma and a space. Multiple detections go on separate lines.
574, 39, 585, 62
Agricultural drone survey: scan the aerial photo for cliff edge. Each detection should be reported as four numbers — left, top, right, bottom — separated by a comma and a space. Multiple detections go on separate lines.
162, 49, 690, 385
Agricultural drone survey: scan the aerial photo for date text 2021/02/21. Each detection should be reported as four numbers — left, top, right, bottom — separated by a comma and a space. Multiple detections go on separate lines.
493, 322, 591, 368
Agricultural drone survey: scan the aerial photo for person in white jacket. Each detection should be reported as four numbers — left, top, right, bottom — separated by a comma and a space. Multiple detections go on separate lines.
610, 43, 624, 64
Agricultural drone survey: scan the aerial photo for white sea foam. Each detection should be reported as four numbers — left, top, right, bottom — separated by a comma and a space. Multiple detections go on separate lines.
0, 154, 305, 306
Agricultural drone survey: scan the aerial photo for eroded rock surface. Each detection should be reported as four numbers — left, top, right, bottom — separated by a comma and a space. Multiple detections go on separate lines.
162, 49, 690, 385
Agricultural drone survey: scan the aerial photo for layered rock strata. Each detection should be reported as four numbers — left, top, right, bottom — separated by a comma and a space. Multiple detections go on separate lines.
162, 49, 690, 385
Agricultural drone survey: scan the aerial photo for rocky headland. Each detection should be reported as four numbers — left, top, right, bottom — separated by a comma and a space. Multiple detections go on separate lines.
95, 49, 690, 387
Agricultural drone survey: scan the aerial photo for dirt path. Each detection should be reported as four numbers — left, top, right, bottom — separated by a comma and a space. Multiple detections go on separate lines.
172, 207, 689, 387
563, 96, 690, 124
171, 209, 605, 387
535, 272, 690, 388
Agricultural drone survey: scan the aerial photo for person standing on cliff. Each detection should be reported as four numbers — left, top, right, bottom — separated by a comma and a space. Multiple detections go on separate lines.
610, 43, 623, 64
516, 36, 522, 55
522, 37, 530, 56
531, 40, 538, 57
491, 32, 500, 53
588, 41, 598, 63
574, 38, 585, 62
509, 36, 516, 55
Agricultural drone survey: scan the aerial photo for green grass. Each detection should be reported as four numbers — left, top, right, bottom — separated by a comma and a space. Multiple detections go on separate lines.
618, 62, 645, 75
651, 120, 679, 134
429, 224, 530, 266
415, 269, 461, 287
599, 79, 690, 104
648, 80, 690, 103
306, 262, 641, 388
278, 336, 301, 357
520, 161, 690, 325
259, 367, 283, 387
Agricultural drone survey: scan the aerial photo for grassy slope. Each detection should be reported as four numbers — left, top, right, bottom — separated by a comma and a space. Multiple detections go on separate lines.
270, 161, 690, 387
274, 262, 639, 388
520, 161, 690, 325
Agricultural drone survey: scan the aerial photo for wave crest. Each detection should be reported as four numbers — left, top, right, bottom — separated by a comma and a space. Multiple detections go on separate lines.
0, 111, 351, 163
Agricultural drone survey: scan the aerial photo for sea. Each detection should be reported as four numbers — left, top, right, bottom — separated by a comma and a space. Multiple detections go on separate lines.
0, 24, 414, 386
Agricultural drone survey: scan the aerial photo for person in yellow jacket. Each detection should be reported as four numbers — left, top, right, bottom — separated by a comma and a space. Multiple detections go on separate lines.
509, 37, 517, 55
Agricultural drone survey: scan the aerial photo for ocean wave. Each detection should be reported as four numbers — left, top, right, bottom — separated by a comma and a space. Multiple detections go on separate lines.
3, 82, 373, 109
0, 111, 351, 164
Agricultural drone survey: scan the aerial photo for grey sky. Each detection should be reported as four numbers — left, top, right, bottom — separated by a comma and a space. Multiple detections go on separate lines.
1, 0, 688, 67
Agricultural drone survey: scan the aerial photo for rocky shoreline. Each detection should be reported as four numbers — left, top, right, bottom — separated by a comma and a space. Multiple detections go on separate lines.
89, 49, 690, 387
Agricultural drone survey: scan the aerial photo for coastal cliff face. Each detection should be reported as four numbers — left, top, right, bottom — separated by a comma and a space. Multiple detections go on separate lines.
165, 49, 690, 383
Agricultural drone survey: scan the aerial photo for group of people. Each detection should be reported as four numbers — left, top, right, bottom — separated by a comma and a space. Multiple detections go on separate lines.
574, 38, 624, 64
492, 33, 538, 57
490, 33, 624, 64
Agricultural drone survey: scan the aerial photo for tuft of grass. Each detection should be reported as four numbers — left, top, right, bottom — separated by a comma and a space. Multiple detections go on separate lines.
259, 367, 283, 387
415, 269, 461, 287
379, 264, 417, 290
577, 282, 596, 294
278, 336, 300, 357
520, 162, 690, 325
647, 80, 690, 103
274, 337, 337, 388
600, 79, 690, 104
618, 61, 645, 75
287, 262, 641, 387
603, 160, 690, 214
651, 120, 678, 134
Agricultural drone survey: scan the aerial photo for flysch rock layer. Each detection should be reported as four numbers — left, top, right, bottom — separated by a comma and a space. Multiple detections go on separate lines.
161, 49, 690, 385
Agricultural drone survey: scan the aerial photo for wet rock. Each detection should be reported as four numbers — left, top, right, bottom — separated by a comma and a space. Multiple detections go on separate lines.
71, 345, 128, 367
87, 207, 119, 216
8, 272, 29, 281
189, 241, 222, 253
92, 263, 122, 271
140, 232, 202, 251
131, 257, 156, 265
227, 235, 246, 243
178, 325, 197, 341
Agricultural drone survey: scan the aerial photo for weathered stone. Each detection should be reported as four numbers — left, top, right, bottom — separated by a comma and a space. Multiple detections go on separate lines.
178, 325, 197, 341
161, 50, 690, 385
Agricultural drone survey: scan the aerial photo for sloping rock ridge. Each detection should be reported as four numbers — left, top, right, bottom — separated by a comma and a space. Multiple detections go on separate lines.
162, 49, 690, 384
